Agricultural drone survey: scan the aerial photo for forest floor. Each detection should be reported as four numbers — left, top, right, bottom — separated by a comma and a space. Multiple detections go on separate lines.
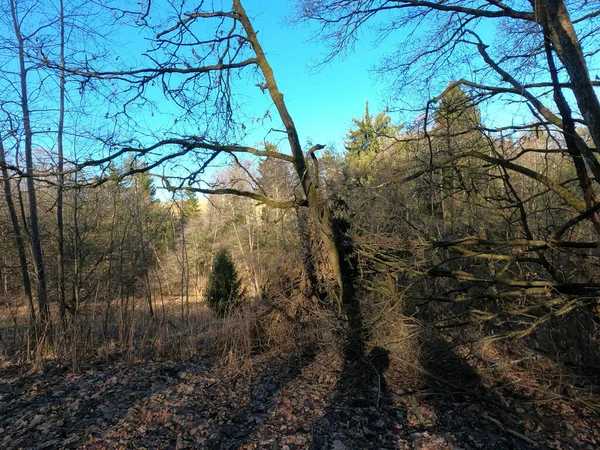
0, 343, 599, 450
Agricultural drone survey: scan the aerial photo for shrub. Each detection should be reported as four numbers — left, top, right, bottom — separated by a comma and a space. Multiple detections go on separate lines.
206, 248, 242, 317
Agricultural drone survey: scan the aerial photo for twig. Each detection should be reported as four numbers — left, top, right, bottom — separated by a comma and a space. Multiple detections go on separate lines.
482, 413, 537, 446
362, 355, 382, 410
408, 395, 427, 426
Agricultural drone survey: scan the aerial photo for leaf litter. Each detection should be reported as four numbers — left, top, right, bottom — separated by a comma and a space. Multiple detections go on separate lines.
0, 348, 598, 449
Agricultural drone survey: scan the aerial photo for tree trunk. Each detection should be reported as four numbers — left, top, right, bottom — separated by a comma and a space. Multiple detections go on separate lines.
539, 9, 600, 236
57, 0, 67, 322
0, 140, 35, 324
541, 0, 600, 154
72, 180, 81, 314
9, 0, 50, 325
235, 0, 364, 356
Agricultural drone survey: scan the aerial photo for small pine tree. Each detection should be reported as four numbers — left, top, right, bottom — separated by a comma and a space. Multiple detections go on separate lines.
206, 248, 242, 317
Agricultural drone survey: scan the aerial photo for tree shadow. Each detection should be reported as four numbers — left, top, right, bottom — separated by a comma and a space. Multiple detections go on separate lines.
2, 352, 319, 449
416, 334, 543, 450
525, 309, 600, 380
203, 346, 317, 449
309, 343, 405, 449
0, 360, 178, 449
307, 217, 405, 449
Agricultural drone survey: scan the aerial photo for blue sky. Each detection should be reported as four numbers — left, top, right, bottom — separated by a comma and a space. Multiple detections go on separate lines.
155, 0, 390, 152
67, 0, 393, 167
109, 0, 398, 198
99, 0, 546, 199
0, 0, 392, 200
125, 0, 540, 153
243, 2, 389, 151
2, 0, 543, 163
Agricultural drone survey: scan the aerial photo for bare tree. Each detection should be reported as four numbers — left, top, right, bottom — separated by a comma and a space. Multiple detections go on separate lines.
57, 0, 67, 322
8, 0, 50, 325
67, 0, 365, 351
292, 0, 600, 339
0, 138, 35, 324
295, 1, 600, 247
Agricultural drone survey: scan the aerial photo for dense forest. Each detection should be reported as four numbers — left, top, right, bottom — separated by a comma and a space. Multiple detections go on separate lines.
1, 1, 600, 449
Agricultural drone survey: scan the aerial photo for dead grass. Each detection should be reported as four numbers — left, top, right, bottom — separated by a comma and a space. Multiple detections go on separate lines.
0, 290, 334, 373
1, 295, 213, 369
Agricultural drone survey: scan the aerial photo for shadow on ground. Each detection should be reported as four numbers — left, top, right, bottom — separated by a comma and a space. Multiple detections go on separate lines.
309, 345, 404, 449
203, 347, 317, 449
0, 360, 180, 449
416, 335, 542, 450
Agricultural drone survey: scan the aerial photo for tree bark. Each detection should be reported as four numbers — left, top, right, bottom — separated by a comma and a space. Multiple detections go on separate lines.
9, 0, 50, 324
234, 0, 363, 355
57, 0, 67, 322
0, 140, 35, 324
541, 0, 600, 152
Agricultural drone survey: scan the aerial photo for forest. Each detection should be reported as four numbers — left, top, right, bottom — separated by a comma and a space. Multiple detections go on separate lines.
1, 0, 599, 449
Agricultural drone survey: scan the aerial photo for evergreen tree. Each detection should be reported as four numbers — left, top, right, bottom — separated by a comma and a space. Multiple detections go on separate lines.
433, 83, 486, 156
206, 248, 242, 317
434, 84, 481, 132
183, 191, 201, 218
344, 101, 399, 185
430, 83, 487, 230
133, 165, 157, 202
345, 100, 398, 155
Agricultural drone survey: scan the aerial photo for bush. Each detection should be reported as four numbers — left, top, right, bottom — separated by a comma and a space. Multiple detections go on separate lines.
206, 248, 242, 317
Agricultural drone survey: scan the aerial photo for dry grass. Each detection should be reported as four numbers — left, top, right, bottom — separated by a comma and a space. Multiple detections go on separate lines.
1, 295, 214, 369
0, 289, 333, 373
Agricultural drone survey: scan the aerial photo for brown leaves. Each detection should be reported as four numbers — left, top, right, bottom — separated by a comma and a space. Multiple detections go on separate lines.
0, 349, 599, 449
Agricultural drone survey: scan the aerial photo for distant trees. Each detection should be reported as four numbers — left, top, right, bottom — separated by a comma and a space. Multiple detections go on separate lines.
0, 139, 35, 324
69, 0, 366, 345
296, 1, 600, 238
428, 84, 488, 231
0, 0, 371, 360
433, 84, 481, 133
346, 101, 398, 155
0, 0, 140, 355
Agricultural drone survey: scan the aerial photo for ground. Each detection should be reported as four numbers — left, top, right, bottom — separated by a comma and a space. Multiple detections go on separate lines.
1, 346, 598, 449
